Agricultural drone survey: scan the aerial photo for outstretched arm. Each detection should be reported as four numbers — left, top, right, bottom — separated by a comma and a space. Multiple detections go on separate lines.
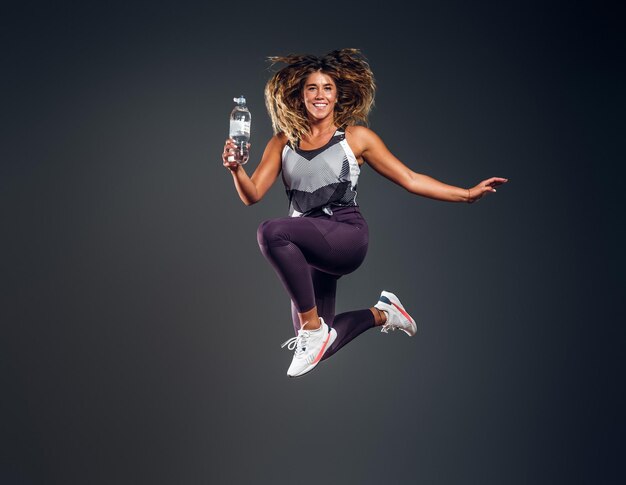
222, 134, 286, 205
348, 126, 507, 203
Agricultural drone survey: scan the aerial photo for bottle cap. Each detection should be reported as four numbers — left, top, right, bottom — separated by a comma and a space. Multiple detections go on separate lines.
233, 95, 246, 105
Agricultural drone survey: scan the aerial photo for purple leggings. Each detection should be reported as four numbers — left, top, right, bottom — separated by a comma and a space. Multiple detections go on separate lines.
257, 207, 375, 359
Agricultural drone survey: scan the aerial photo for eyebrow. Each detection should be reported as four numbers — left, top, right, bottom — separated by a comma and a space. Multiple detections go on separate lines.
305, 83, 334, 88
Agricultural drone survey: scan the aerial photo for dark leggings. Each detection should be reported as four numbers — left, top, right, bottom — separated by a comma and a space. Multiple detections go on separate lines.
257, 207, 375, 359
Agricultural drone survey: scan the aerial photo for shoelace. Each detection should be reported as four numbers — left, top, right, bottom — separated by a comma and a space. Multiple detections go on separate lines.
380, 322, 397, 333
281, 330, 311, 356
280, 321, 317, 356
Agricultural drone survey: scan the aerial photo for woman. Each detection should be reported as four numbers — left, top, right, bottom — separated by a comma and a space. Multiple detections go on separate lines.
222, 49, 507, 378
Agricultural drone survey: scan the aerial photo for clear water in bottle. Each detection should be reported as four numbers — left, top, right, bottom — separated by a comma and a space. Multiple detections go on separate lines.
228, 95, 251, 164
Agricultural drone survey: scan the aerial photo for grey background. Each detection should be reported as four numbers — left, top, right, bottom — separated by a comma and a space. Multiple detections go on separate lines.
2, 1, 623, 484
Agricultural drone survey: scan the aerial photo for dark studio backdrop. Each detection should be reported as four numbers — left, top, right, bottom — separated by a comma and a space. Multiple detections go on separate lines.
2, 1, 623, 484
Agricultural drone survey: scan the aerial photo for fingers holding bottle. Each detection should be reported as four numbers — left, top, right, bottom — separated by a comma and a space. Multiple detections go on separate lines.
222, 138, 251, 171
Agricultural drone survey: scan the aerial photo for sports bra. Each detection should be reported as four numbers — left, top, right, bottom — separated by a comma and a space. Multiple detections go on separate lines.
281, 129, 360, 217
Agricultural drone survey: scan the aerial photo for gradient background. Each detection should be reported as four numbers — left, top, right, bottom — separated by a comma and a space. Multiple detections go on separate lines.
2, 1, 623, 484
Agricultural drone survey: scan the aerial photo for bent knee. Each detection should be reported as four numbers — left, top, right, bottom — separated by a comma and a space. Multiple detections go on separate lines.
257, 219, 291, 248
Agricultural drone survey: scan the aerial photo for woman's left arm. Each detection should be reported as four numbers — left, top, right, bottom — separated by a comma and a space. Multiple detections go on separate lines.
351, 126, 507, 203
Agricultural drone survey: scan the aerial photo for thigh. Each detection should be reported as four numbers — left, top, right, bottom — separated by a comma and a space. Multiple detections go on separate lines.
280, 216, 368, 276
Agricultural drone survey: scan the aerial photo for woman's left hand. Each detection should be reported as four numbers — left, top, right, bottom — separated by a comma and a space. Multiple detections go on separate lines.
467, 177, 508, 203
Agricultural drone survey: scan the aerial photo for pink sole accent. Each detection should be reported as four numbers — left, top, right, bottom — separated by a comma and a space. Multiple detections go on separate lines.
312, 332, 332, 364
392, 301, 415, 324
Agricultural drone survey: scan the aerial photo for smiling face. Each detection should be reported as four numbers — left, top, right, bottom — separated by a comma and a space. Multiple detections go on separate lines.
302, 71, 338, 122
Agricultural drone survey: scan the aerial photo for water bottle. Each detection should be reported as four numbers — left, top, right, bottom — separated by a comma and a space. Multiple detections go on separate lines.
228, 95, 251, 164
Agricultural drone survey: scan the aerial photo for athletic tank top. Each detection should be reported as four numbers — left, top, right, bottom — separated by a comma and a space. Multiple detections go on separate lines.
281, 129, 360, 217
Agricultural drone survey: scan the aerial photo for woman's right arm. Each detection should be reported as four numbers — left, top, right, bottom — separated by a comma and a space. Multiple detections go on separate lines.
222, 133, 286, 205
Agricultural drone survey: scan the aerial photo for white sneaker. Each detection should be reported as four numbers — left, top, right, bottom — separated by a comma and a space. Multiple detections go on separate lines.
280, 318, 337, 377
374, 290, 417, 336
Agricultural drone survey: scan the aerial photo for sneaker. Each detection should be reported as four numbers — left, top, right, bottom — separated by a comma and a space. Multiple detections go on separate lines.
374, 290, 417, 336
280, 317, 337, 378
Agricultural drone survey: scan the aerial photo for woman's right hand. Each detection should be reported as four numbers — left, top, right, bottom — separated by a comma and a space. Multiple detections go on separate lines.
222, 133, 284, 206
222, 138, 251, 171
222, 138, 240, 172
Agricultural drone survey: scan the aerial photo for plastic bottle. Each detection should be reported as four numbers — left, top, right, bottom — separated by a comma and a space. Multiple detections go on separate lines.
228, 95, 251, 164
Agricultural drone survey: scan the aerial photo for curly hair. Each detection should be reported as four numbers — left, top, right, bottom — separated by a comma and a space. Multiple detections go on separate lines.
264, 48, 376, 146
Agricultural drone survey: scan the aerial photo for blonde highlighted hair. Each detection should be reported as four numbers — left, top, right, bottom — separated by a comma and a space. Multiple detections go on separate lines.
264, 48, 376, 146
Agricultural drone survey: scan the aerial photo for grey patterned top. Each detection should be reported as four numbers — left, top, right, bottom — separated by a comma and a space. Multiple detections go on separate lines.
281, 130, 360, 217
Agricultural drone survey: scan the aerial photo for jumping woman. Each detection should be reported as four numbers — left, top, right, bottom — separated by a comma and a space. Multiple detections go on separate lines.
222, 48, 507, 377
